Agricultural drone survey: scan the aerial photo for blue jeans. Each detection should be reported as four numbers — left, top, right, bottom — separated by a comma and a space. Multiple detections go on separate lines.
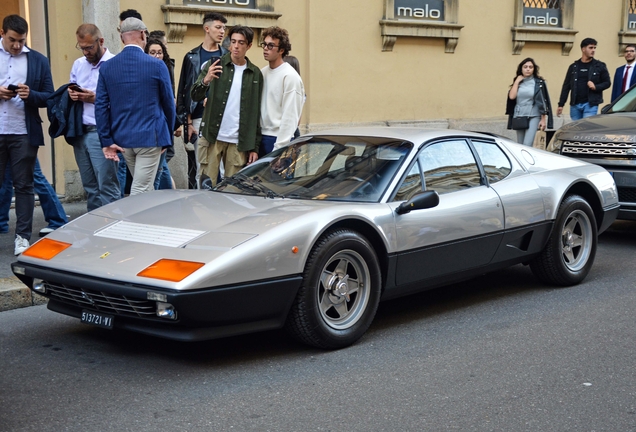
117, 158, 128, 198
0, 158, 67, 234
259, 135, 277, 158
154, 151, 173, 190
570, 102, 598, 120
73, 130, 120, 211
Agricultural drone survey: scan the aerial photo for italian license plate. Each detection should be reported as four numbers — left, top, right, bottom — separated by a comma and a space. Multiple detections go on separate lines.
81, 310, 114, 329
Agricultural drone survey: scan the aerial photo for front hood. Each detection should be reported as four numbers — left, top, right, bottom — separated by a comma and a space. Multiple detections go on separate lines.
90, 189, 327, 235
18, 190, 387, 290
557, 113, 636, 142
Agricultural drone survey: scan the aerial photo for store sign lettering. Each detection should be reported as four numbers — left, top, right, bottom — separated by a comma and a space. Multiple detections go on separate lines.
629, 14, 636, 29
184, 0, 255, 8
395, 0, 445, 21
523, 7, 561, 27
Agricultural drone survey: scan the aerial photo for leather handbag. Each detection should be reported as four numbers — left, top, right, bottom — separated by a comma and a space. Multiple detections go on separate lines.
511, 116, 530, 130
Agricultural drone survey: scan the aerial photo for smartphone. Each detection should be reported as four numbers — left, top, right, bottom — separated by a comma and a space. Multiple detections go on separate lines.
7, 84, 18, 92
209, 56, 222, 73
69, 83, 84, 92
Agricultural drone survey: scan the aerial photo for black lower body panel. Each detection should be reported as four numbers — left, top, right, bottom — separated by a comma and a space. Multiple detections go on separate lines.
12, 262, 302, 342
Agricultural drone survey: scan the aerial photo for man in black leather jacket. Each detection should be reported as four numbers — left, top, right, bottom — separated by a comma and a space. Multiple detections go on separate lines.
557, 37, 611, 120
176, 12, 228, 188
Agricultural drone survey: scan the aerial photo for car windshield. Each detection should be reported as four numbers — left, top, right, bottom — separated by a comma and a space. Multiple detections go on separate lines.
606, 84, 636, 113
213, 136, 412, 202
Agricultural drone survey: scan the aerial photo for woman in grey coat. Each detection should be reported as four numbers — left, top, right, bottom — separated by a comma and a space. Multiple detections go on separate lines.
506, 58, 554, 146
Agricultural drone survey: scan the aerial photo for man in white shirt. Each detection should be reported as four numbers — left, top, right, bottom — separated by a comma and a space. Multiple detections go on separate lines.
611, 44, 636, 102
259, 26, 305, 156
0, 15, 54, 254
69, 23, 119, 211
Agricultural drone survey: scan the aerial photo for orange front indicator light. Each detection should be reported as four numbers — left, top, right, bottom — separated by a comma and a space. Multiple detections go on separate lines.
137, 259, 205, 282
22, 238, 72, 260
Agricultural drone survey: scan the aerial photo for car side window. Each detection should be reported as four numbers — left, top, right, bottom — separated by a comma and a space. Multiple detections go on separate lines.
418, 140, 481, 194
393, 162, 423, 202
471, 140, 512, 184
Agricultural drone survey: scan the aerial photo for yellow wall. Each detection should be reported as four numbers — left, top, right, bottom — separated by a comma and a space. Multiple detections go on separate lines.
46, 0, 83, 190
15, 0, 630, 192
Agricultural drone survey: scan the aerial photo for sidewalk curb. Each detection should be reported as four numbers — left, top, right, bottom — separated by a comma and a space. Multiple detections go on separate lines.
0, 277, 48, 312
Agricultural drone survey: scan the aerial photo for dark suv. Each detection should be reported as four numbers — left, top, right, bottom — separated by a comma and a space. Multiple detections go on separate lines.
550, 85, 636, 220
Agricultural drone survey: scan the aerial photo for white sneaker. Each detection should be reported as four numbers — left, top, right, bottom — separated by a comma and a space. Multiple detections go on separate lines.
39, 227, 55, 237
14, 235, 29, 255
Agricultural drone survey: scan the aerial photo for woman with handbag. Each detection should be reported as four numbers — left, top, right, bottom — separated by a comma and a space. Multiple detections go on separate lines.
506, 58, 553, 146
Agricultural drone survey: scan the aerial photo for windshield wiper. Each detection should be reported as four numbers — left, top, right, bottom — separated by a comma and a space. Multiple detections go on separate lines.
228, 173, 283, 198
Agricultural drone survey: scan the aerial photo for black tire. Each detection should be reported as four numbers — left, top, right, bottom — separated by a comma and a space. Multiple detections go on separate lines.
285, 229, 382, 349
530, 194, 597, 286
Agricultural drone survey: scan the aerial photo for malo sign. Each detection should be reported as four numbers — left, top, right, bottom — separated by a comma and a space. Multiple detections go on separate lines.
184, 0, 256, 8
523, 7, 561, 27
395, 0, 445, 21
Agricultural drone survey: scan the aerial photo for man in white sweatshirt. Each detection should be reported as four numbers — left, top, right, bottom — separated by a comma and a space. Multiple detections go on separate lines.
259, 26, 305, 156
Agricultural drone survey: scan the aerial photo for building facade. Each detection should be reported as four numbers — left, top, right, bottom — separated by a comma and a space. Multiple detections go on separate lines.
3, 0, 634, 197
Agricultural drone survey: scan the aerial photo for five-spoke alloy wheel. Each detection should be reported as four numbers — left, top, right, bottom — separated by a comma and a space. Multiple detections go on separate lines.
530, 194, 598, 286
285, 229, 381, 349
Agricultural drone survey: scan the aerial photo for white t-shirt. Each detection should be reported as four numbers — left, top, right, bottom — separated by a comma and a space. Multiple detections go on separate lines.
260, 62, 305, 149
217, 63, 247, 144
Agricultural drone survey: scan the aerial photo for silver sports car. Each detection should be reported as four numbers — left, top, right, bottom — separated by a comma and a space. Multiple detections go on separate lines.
12, 128, 619, 349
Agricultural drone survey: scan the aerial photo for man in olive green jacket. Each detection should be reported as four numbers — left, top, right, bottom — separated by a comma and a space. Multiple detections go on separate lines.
191, 25, 263, 186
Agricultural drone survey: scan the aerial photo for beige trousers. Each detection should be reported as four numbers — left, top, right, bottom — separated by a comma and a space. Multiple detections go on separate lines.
197, 136, 247, 186
122, 146, 162, 195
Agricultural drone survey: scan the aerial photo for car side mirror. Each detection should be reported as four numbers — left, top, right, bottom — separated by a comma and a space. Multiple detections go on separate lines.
601, 104, 611, 114
395, 190, 440, 215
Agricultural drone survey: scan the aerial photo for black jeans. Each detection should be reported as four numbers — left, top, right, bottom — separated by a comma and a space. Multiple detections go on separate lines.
0, 134, 38, 240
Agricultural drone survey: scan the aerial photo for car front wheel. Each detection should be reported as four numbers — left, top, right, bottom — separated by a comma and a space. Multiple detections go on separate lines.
530, 194, 597, 286
285, 229, 382, 349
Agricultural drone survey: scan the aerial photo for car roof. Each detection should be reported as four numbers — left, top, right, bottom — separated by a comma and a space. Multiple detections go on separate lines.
303, 127, 497, 143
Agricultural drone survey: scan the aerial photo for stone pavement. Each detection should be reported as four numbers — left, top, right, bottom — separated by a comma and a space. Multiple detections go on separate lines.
0, 200, 87, 312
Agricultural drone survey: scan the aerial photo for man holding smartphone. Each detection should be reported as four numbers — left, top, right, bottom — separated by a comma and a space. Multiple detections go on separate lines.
0, 15, 54, 255
69, 23, 119, 211
191, 26, 263, 186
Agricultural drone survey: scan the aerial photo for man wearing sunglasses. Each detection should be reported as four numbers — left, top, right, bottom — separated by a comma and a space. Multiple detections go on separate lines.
259, 26, 305, 156
68, 23, 119, 212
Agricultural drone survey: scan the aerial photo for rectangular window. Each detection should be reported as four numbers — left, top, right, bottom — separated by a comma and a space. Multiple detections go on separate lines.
524, 0, 560, 7
523, 0, 562, 27
394, 0, 445, 21
512, 0, 576, 55
629, 0, 636, 29
183, 0, 256, 9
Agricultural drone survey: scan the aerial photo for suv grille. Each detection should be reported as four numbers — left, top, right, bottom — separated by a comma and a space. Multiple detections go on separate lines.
44, 282, 156, 317
619, 187, 636, 204
561, 141, 636, 157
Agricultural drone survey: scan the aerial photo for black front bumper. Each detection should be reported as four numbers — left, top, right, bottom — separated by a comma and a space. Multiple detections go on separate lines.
11, 262, 302, 342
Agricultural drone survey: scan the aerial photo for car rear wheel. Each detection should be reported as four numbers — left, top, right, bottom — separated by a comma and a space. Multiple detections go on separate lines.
530, 194, 597, 286
285, 229, 382, 349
